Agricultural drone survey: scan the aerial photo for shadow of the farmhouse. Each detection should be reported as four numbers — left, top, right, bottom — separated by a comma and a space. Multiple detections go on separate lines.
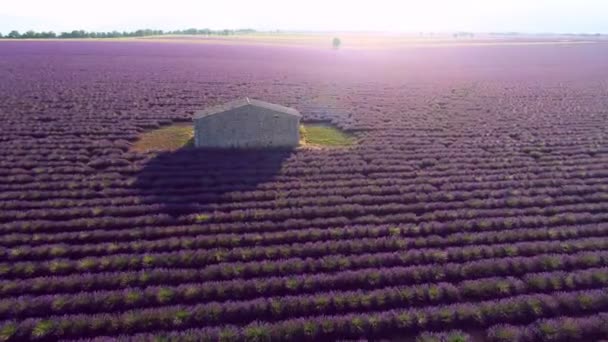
133, 146, 294, 217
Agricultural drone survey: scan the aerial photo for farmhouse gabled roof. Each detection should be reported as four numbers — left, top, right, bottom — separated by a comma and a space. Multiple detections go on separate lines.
193, 98, 301, 119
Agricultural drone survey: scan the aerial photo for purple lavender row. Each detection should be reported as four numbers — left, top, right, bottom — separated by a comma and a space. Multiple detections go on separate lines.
1, 158, 605, 194
2, 142, 600, 168
2, 137, 600, 161
5, 152, 602, 180
1, 250, 605, 297
133, 166, 608, 192
2, 236, 606, 279
2, 153, 604, 184
1, 266, 605, 320
0, 203, 608, 246
1, 172, 604, 215
486, 312, 608, 341
2, 167, 606, 207
1, 218, 605, 253
0, 187, 608, 221
0, 218, 605, 266
415, 330, 472, 342
10, 150, 595, 167
18, 288, 606, 342
173, 202, 608, 225
2, 202, 608, 236
2, 189, 605, 224
0, 181, 602, 213
4, 222, 608, 262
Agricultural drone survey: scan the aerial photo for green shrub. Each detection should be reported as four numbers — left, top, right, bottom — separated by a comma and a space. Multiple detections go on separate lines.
332, 37, 341, 48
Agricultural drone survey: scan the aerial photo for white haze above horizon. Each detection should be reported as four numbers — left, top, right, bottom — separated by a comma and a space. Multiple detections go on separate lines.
1, 0, 607, 34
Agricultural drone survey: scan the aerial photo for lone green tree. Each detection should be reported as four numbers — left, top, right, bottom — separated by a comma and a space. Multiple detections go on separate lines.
8, 30, 21, 38
332, 37, 341, 49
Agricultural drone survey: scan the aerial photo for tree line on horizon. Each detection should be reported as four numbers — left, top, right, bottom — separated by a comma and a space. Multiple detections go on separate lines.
0, 28, 257, 39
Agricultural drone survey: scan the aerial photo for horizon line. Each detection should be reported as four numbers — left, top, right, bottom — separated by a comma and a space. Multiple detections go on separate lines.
1, 28, 606, 36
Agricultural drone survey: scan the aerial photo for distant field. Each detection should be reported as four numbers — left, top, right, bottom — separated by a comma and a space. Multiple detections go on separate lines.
2, 32, 602, 50
0, 39, 607, 341
137, 32, 603, 49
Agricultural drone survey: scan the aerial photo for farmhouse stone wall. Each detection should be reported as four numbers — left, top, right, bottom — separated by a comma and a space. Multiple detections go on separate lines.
194, 105, 300, 148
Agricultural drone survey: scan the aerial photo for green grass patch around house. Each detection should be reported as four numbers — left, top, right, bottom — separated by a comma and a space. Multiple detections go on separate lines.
130, 123, 194, 152
300, 123, 355, 147
131, 122, 353, 152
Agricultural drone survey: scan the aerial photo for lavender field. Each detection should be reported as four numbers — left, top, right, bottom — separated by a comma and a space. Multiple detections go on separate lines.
0, 40, 608, 341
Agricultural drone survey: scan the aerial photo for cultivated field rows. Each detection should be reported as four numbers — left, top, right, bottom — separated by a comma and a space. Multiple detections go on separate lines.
0, 41, 607, 340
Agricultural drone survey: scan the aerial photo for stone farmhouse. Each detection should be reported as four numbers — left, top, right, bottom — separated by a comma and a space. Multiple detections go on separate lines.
193, 98, 301, 148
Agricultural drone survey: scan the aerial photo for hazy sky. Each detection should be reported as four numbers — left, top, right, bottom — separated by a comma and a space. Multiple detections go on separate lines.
1, 0, 607, 34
